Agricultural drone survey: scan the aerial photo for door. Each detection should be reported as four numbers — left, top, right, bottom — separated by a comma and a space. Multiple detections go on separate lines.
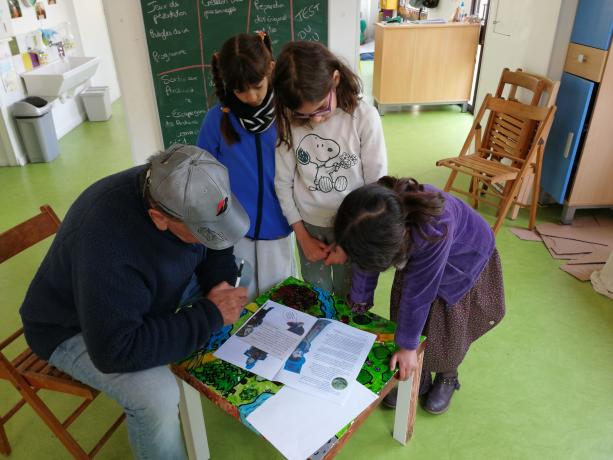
474, 0, 562, 111
540, 72, 594, 203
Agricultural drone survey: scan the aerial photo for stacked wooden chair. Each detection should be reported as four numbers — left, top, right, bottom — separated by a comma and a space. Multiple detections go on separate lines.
436, 69, 558, 234
0, 205, 124, 459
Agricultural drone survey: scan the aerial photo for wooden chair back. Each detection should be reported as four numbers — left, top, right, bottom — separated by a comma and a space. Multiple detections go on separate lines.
0, 205, 61, 263
0, 205, 124, 458
496, 68, 560, 108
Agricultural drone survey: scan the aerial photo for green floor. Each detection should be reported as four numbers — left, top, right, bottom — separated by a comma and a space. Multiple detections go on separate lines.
1, 99, 612, 460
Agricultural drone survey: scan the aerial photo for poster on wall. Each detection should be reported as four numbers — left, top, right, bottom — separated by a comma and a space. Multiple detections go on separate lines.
34, 0, 45, 19
7, 0, 22, 18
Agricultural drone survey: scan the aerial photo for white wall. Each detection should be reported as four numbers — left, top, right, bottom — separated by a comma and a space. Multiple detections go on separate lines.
71, 0, 120, 102
0, 0, 83, 165
0, 0, 121, 166
475, 0, 565, 110
102, 0, 361, 165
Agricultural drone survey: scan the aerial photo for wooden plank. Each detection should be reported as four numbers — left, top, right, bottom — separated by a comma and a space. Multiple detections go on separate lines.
10, 348, 33, 368
178, 377, 210, 460
491, 121, 520, 140
23, 372, 97, 399
393, 342, 425, 444
497, 112, 524, 130
0, 206, 60, 263
16, 354, 39, 373
489, 99, 548, 120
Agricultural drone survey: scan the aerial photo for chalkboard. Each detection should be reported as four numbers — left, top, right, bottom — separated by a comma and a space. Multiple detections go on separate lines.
141, 0, 328, 147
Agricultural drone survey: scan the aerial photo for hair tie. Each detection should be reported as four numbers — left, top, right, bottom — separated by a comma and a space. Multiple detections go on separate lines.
222, 107, 231, 113
256, 30, 267, 42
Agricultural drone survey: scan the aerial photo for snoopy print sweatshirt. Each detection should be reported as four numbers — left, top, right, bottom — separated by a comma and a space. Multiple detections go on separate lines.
275, 99, 387, 228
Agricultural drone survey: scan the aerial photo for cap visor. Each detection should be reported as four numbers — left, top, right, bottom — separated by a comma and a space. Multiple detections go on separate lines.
187, 194, 250, 250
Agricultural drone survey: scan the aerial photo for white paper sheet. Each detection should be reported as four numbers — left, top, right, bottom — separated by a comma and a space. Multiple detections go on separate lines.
215, 301, 376, 403
246, 383, 378, 460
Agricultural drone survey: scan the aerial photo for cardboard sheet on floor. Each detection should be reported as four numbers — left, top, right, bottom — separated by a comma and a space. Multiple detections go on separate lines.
536, 222, 613, 246
543, 236, 596, 256
566, 247, 612, 265
246, 383, 378, 460
560, 263, 605, 281
510, 228, 542, 241
540, 236, 598, 259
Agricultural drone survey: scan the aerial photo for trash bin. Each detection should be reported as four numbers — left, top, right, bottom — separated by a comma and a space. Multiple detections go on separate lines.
13, 96, 60, 163
80, 86, 112, 121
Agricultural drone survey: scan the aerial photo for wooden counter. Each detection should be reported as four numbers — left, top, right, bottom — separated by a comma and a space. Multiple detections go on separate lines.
373, 22, 480, 112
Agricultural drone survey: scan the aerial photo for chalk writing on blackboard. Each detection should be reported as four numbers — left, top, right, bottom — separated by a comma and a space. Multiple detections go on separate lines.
141, 0, 328, 147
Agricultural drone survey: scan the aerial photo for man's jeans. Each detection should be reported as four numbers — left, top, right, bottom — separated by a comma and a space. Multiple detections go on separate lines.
48, 275, 203, 460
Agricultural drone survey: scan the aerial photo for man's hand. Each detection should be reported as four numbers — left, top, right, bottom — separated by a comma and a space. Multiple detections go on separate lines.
206, 281, 247, 325
390, 347, 418, 381
324, 244, 348, 266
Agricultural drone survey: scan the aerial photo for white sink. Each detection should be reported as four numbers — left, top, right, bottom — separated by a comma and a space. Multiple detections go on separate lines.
21, 57, 100, 97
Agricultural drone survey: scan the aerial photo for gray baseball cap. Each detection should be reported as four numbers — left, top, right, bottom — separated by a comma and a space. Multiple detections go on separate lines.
147, 144, 250, 250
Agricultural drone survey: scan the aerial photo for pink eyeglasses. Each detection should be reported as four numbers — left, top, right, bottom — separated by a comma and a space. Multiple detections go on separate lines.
292, 90, 334, 119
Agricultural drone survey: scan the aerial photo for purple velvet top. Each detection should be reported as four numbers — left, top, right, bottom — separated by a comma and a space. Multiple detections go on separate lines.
349, 185, 496, 350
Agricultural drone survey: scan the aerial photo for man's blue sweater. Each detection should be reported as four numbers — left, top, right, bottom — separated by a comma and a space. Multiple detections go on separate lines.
19, 166, 236, 373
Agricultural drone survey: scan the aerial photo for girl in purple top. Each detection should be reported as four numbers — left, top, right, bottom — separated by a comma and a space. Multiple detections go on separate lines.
334, 176, 505, 414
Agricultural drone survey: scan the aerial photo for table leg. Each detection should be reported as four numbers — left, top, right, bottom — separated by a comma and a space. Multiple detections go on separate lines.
177, 377, 210, 460
392, 345, 424, 444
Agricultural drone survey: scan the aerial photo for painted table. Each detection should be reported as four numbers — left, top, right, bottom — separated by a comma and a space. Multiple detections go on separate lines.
172, 277, 425, 460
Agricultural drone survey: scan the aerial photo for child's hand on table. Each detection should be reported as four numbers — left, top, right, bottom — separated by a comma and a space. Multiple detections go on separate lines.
390, 347, 418, 381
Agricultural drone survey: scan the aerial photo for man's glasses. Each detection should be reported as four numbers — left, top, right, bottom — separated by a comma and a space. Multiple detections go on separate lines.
292, 90, 334, 119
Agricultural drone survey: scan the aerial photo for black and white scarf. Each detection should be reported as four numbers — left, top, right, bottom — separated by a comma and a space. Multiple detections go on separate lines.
226, 88, 275, 134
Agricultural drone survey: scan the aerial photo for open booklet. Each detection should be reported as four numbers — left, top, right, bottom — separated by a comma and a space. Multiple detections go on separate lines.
214, 300, 376, 405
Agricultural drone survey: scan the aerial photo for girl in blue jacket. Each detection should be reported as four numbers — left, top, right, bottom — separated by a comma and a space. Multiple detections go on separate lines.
197, 33, 295, 299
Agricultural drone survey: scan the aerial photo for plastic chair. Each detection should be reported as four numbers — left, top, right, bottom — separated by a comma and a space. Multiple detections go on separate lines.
0, 205, 125, 458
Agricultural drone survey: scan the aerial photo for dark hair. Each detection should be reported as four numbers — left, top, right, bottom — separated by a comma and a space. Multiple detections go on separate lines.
334, 177, 446, 272
211, 32, 273, 145
272, 41, 362, 149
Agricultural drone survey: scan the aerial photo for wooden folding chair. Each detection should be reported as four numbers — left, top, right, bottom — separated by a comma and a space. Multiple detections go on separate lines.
436, 96, 556, 234
493, 68, 560, 219
0, 205, 125, 459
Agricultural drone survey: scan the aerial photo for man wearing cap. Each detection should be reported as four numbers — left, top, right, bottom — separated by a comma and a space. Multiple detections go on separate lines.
19, 144, 249, 460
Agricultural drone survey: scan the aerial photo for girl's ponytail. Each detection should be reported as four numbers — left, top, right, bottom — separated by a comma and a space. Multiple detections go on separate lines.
378, 176, 446, 238
260, 31, 273, 56
211, 51, 240, 145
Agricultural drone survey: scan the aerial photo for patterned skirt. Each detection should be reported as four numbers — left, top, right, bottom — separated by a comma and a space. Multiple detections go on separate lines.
390, 249, 506, 373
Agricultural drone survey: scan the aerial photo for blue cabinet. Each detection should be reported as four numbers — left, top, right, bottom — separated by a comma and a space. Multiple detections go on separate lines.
539, 0, 613, 222
570, 0, 613, 50
541, 73, 594, 203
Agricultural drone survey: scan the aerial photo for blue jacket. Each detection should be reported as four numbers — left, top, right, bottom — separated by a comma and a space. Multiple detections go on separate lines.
197, 105, 291, 240
19, 166, 236, 373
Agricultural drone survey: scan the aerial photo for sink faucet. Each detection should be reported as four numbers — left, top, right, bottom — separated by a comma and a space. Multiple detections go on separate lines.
49, 41, 65, 59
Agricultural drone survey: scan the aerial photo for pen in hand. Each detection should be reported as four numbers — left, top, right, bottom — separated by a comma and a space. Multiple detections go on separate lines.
234, 259, 245, 288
